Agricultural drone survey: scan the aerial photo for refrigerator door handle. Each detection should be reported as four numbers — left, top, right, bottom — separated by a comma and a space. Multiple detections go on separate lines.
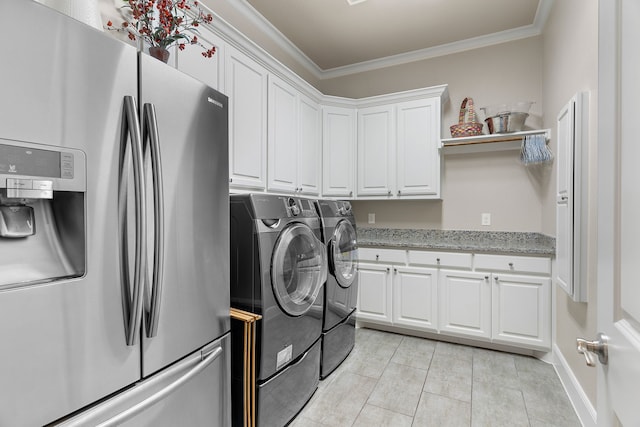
119, 95, 147, 346
60, 344, 224, 427
142, 103, 165, 338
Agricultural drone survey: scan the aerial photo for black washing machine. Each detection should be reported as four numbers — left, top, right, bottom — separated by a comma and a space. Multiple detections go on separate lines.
315, 199, 358, 379
230, 194, 327, 427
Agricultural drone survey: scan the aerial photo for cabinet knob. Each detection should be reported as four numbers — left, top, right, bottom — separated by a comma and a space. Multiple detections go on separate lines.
349, 191, 353, 197
484, 276, 489, 280
229, 178, 233, 183
387, 191, 392, 196
376, 254, 379, 261
397, 190, 401, 196
436, 258, 441, 263
386, 267, 390, 272
494, 276, 499, 281
508, 262, 514, 268
393, 268, 397, 274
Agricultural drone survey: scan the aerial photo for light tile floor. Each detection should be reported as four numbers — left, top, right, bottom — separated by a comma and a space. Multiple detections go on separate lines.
291, 328, 581, 427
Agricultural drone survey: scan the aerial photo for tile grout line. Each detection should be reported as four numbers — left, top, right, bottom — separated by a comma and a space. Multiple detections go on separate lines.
350, 333, 405, 427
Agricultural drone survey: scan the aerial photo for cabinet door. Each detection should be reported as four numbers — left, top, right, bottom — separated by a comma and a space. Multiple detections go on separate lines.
356, 263, 392, 324
393, 266, 438, 332
177, 26, 225, 92
396, 98, 440, 197
225, 46, 267, 189
297, 94, 321, 195
492, 274, 551, 350
556, 92, 588, 302
439, 270, 491, 340
267, 75, 298, 193
357, 105, 395, 197
323, 106, 356, 198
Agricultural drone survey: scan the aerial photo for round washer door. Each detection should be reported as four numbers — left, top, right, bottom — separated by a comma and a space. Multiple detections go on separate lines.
331, 220, 358, 288
271, 223, 327, 316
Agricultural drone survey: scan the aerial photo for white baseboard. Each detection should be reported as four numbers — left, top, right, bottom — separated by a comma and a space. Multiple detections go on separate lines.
553, 344, 597, 427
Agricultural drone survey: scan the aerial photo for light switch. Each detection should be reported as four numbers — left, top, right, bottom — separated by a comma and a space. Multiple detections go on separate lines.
481, 213, 491, 226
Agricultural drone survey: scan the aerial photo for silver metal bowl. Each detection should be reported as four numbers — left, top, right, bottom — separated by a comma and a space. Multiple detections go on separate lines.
484, 112, 529, 134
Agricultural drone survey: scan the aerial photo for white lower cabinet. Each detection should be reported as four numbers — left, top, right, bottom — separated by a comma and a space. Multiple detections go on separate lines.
491, 273, 551, 350
438, 270, 492, 340
357, 248, 552, 351
393, 266, 438, 332
357, 263, 393, 324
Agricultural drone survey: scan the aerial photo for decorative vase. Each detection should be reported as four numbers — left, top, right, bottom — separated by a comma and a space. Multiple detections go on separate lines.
149, 46, 170, 63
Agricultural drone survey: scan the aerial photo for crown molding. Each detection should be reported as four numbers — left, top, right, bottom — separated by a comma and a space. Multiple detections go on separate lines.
230, 0, 555, 80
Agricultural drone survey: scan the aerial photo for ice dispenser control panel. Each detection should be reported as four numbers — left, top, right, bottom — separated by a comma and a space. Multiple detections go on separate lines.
0, 139, 86, 194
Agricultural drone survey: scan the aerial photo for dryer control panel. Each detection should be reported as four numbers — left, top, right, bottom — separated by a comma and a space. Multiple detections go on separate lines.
284, 197, 316, 218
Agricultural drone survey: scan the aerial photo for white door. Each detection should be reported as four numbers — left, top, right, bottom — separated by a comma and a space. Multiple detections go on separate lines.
591, 1, 640, 425
357, 105, 395, 197
297, 94, 321, 195
439, 270, 491, 339
322, 106, 356, 198
356, 263, 392, 324
393, 266, 438, 332
267, 74, 298, 193
225, 46, 268, 190
396, 98, 440, 197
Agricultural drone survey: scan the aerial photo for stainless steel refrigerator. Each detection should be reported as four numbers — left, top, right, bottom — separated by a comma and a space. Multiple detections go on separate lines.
0, 1, 230, 425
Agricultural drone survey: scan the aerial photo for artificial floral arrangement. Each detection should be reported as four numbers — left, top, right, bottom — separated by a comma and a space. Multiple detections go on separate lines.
106, 0, 216, 59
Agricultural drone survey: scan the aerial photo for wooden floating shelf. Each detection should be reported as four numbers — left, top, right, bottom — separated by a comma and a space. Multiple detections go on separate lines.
441, 129, 550, 154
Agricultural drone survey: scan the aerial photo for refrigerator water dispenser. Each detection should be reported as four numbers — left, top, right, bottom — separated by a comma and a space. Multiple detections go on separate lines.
0, 139, 86, 290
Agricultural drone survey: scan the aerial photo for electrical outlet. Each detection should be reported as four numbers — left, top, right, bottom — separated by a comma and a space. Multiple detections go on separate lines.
368, 213, 375, 224
481, 213, 491, 226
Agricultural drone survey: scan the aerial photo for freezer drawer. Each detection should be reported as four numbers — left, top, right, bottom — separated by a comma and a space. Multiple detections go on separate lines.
57, 333, 231, 427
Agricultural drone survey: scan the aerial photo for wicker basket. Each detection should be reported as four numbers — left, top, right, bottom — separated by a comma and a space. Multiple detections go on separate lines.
449, 97, 484, 137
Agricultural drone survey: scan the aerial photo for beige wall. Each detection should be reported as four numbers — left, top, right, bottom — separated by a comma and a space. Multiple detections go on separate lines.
323, 37, 546, 231
542, 0, 598, 408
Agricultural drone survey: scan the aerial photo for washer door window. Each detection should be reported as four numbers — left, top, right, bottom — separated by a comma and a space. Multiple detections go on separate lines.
331, 220, 358, 288
271, 223, 327, 316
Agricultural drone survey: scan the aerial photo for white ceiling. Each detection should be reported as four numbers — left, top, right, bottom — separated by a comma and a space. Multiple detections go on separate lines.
224, 0, 553, 79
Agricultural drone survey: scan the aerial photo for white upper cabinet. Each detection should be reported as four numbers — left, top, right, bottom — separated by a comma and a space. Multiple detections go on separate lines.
296, 94, 321, 195
268, 74, 298, 193
323, 106, 356, 198
356, 88, 446, 200
396, 98, 440, 197
357, 105, 395, 197
267, 75, 321, 195
177, 27, 225, 92
225, 46, 268, 190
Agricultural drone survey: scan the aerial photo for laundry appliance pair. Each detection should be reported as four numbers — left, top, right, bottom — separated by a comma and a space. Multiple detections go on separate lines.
229, 194, 358, 426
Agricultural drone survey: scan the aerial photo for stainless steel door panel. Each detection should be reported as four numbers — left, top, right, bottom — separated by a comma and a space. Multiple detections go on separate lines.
0, 2, 141, 426
59, 334, 231, 427
139, 53, 230, 377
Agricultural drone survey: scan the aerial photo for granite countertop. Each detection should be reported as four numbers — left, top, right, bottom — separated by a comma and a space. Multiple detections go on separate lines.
357, 227, 555, 256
